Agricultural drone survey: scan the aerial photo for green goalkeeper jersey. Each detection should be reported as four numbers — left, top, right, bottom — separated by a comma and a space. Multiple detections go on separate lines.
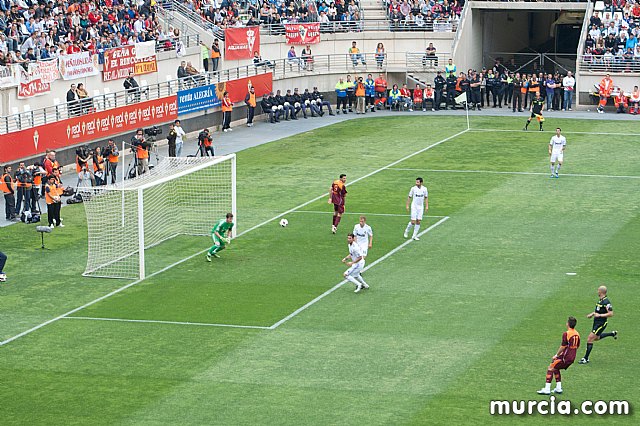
212, 219, 234, 238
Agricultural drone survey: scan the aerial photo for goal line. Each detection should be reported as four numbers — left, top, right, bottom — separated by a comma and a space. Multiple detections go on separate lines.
468, 127, 640, 138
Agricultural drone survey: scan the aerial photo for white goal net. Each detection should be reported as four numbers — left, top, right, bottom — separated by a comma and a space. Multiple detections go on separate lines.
81, 155, 236, 279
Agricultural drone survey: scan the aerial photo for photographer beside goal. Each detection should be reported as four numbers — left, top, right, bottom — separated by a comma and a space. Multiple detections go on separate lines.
131, 128, 152, 176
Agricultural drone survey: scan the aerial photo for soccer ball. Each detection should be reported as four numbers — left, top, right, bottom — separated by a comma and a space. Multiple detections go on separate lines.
279, 218, 289, 227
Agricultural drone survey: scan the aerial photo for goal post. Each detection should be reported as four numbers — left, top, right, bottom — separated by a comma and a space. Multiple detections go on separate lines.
81, 155, 236, 279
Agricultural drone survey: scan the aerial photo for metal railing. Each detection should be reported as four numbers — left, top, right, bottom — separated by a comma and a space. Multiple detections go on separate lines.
2, 51, 425, 134
406, 52, 452, 72
578, 55, 640, 73
483, 52, 576, 75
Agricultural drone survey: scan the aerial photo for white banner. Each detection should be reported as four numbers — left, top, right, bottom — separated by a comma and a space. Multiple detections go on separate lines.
38, 59, 60, 84
135, 41, 156, 60
58, 51, 99, 80
0, 64, 19, 88
18, 63, 51, 99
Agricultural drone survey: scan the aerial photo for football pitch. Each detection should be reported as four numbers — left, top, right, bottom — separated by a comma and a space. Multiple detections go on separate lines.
1, 115, 639, 424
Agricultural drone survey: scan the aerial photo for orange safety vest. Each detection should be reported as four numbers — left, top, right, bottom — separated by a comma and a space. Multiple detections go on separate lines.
15, 172, 32, 189
108, 151, 119, 163
45, 182, 62, 204
33, 173, 42, 186
355, 82, 365, 97
136, 144, 149, 160
1, 173, 14, 193
614, 93, 628, 107
529, 81, 540, 94
222, 97, 232, 112
93, 155, 104, 172
247, 92, 256, 107
44, 158, 59, 175
211, 47, 220, 59
599, 78, 613, 96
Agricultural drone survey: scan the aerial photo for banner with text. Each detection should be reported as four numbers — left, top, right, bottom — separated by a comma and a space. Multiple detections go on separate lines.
177, 73, 272, 115
59, 51, 99, 80
224, 26, 260, 60
103, 45, 157, 82
17, 63, 51, 99
38, 59, 60, 84
284, 23, 320, 45
0, 96, 177, 163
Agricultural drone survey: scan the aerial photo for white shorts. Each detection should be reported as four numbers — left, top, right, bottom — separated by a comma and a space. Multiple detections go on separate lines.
358, 242, 368, 257
345, 261, 365, 278
550, 152, 564, 163
411, 205, 424, 221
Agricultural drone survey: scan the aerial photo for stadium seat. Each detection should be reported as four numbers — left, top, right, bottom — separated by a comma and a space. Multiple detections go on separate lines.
12, 106, 21, 130
93, 90, 104, 110
53, 98, 62, 121
103, 87, 113, 107
594, 1, 605, 11
23, 105, 33, 127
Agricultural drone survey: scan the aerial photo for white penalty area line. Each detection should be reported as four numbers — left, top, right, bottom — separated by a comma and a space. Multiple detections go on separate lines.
268, 216, 450, 330
63, 316, 270, 330
387, 168, 640, 180
292, 210, 447, 218
0, 129, 467, 347
469, 127, 640, 137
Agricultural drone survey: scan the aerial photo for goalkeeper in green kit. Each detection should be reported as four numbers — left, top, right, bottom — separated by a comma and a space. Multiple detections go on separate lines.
207, 213, 234, 261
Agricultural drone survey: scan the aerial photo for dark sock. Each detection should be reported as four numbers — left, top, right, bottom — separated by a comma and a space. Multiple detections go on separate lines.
600, 332, 614, 339
525, 120, 530, 129
584, 343, 593, 360
335, 215, 342, 227
332, 215, 337, 226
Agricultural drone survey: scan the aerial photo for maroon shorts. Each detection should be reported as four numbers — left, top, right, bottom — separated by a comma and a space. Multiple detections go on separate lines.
550, 358, 573, 371
333, 203, 345, 214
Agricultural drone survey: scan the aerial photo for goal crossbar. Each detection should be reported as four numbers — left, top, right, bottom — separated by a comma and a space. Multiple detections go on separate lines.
81, 154, 236, 280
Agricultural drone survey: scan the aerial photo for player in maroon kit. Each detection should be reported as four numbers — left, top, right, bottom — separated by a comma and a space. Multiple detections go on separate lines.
329, 174, 347, 234
537, 316, 581, 395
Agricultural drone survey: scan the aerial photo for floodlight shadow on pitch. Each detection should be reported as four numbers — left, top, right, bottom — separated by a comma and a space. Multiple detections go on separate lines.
36, 225, 52, 250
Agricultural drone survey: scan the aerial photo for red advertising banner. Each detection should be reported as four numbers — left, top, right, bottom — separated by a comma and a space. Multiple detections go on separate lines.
17, 63, 51, 99
284, 23, 321, 45
0, 96, 177, 163
225, 72, 272, 103
224, 26, 260, 60
103, 45, 157, 82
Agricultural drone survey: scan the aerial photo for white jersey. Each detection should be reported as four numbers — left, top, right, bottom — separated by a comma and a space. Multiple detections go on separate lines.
408, 185, 428, 209
353, 224, 373, 247
549, 135, 566, 153
348, 242, 365, 265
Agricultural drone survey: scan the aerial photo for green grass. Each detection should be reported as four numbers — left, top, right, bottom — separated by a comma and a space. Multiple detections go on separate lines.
1, 115, 639, 425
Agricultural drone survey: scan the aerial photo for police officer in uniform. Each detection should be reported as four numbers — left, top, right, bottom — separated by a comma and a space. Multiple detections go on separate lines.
434, 70, 446, 111
445, 72, 457, 110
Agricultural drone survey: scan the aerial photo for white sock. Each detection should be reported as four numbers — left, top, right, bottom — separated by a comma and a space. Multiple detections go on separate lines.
543, 383, 551, 391
405, 222, 413, 233
556, 164, 561, 173
550, 164, 554, 174
356, 276, 369, 287
412, 224, 421, 238
345, 275, 360, 287
555, 382, 561, 390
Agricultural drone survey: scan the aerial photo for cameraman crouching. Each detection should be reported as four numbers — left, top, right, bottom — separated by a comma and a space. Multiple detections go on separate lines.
198, 128, 215, 157
131, 128, 151, 175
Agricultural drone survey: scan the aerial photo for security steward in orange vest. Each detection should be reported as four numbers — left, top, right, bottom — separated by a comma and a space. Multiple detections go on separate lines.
222, 91, 233, 132
1, 165, 17, 220
244, 86, 257, 127
14, 162, 33, 215
44, 174, 63, 228
30, 162, 45, 212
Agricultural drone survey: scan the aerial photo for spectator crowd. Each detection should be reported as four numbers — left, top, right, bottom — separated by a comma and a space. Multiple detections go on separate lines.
582, 9, 640, 72
386, 0, 463, 31
0, 0, 185, 68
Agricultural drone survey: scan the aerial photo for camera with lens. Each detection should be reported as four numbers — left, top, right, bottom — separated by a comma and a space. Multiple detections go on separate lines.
144, 126, 162, 137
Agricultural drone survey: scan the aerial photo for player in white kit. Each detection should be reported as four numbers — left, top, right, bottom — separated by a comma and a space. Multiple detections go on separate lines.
342, 233, 370, 293
404, 177, 429, 240
549, 128, 567, 178
353, 216, 373, 258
